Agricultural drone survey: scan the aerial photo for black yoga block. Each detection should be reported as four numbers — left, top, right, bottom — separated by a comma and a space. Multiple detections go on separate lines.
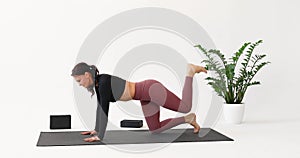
120, 119, 143, 128
50, 115, 71, 129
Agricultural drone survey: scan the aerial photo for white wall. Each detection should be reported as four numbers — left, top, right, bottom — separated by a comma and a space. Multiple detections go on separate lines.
1, 0, 299, 157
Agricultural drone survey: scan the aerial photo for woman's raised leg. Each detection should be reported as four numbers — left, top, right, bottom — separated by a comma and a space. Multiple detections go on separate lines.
137, 63, 206, 133
147, 63, 207, 113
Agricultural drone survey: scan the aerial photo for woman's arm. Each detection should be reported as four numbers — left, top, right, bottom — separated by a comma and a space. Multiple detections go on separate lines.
94, 97, 110, 140
84, 75, 111, 142
84, 97, 110, 142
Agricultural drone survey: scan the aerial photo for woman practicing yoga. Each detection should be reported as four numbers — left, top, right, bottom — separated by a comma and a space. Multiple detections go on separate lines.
71, 62, 207, 142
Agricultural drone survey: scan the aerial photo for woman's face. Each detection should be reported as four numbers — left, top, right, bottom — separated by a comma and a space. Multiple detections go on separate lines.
73, 72, 93, 88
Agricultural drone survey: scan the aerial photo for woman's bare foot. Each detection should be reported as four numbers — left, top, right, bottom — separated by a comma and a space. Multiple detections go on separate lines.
187, 63, 207, 77
184, 113, 201, 133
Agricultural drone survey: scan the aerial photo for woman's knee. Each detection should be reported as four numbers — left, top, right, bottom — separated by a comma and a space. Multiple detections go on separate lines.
178, 102, 192, 113
149, 127, 162, 134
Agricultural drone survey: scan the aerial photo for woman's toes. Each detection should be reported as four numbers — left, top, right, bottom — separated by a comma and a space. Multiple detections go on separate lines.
195, 65, 207, 73
200, 66, 208, 73
193, 123, 200, 133
188, 113, 200, 133
191, 121, 200, 133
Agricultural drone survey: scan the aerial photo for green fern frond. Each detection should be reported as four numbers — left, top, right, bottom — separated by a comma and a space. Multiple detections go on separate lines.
231, 42, 251, 64
208, 49, 227, 65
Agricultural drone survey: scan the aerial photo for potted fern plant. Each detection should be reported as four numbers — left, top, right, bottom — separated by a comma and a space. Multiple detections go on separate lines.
194, 40, 270, 124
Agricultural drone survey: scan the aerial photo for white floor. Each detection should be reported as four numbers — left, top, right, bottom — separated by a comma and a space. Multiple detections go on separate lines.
0, 101, 298, 158
26, 115, 299, 158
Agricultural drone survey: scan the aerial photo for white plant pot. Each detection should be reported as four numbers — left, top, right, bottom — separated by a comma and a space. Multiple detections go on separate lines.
223, 103, 245, 124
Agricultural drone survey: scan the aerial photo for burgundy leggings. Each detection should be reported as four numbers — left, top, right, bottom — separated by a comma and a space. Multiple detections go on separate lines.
133, 76, 193, 133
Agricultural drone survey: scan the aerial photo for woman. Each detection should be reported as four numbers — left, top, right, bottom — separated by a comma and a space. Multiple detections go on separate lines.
71, 62, 207, 142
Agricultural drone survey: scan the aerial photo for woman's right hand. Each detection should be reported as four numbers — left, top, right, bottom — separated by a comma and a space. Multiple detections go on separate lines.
80, 130, 97, 135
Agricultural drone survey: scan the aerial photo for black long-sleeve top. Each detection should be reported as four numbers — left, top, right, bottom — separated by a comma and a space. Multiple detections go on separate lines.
94, 74, 126, 139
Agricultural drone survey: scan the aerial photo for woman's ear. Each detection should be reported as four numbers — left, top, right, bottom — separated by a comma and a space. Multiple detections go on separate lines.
84, 72, 90, 78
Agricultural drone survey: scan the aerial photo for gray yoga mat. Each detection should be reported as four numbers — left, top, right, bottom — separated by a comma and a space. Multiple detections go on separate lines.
36, 128, 233, 146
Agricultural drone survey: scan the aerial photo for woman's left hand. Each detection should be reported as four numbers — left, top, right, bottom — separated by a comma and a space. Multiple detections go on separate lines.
83, 136, 101, 142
